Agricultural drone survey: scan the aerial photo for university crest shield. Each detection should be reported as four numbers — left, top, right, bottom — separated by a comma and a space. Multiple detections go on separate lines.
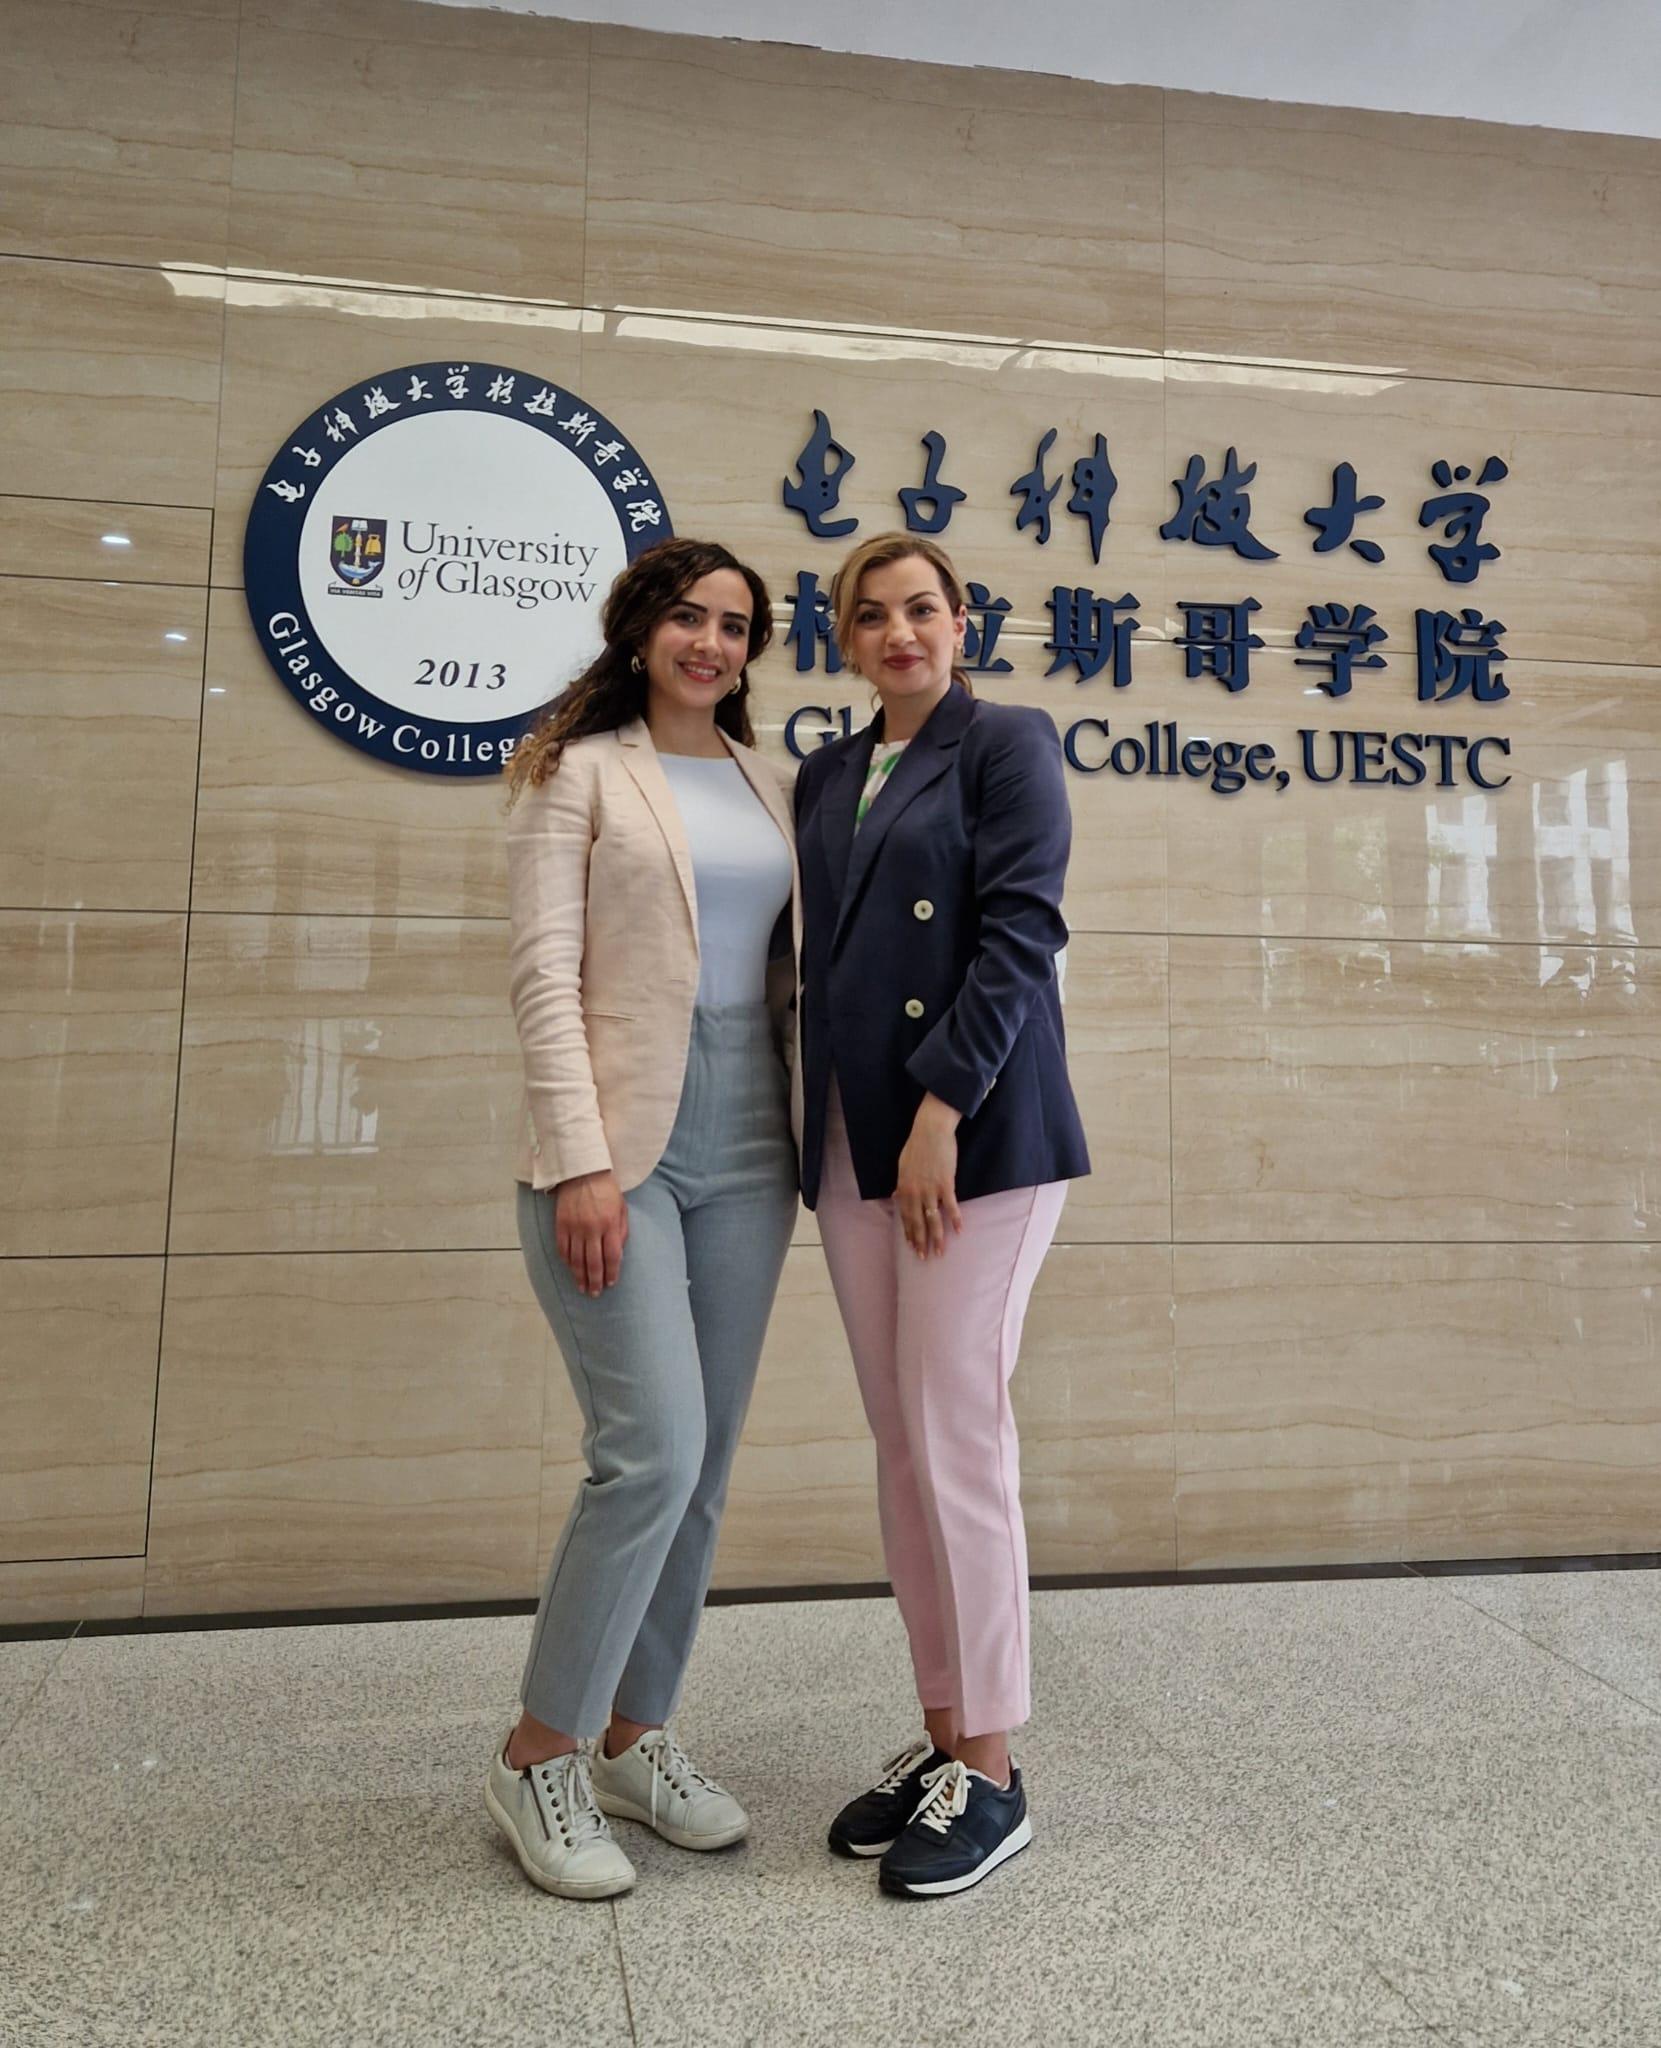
328, 515, 387, 588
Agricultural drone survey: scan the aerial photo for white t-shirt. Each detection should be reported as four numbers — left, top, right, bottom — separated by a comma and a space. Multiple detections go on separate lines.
658, 754, 793, 1007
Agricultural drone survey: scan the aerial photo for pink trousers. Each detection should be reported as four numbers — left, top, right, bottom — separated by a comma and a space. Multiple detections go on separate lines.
816, 1091, 1067, 1736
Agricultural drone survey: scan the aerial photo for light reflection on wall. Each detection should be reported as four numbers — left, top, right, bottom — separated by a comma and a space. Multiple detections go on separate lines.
1333, 815, 1390, 934
1425, 793, 1497, 939
1417, 761, 1635, 947
1531, 761, 1633, 945
271, 1019, 382, 1157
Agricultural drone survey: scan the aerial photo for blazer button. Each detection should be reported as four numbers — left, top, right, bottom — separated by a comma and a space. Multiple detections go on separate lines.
913, 899, 935, 921
904, 998, 925, 1019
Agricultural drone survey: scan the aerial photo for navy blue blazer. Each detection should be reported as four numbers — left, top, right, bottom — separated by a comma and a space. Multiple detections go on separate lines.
794, 684, 1090, 1208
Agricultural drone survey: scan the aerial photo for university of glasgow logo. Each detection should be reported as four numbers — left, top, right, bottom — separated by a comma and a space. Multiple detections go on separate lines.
246, 361, 670, 776
328, 515, 387, 590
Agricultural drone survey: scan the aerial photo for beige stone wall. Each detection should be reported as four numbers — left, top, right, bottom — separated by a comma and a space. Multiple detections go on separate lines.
3, 2, 1658, 1622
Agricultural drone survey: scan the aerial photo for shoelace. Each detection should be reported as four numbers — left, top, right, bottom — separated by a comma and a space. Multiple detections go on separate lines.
872, 1737, 934, 1795
531, 1751, 608, 1848
910, 1758, 971, 1837
638, 1728, 725, 1829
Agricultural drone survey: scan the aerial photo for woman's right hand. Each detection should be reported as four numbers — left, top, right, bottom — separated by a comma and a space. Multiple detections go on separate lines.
553, 1170, 629, 1297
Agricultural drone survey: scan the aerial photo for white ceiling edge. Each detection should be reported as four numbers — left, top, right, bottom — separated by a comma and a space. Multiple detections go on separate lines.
426, 0, 1661, 140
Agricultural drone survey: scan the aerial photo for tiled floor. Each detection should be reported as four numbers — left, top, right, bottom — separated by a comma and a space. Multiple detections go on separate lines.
3, 1572, 1658, 2046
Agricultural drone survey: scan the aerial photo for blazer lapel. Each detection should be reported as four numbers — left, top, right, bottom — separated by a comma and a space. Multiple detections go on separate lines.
722, 730, 803, 959
834, 688, 971, 947
815, 722, 875, 919
616, 716, 697, 935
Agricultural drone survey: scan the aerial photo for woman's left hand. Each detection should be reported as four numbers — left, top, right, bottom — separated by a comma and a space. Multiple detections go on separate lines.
896, 1093, 964, 1259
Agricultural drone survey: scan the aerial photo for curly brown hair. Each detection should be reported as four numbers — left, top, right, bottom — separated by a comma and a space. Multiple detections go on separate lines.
504, 537, 773, 799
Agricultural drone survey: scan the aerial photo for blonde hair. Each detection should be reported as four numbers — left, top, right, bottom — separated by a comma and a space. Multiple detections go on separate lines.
828, 532, 974, 694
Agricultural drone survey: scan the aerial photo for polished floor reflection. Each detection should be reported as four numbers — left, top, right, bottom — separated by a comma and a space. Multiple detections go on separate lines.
4, 1572, 1656, 2046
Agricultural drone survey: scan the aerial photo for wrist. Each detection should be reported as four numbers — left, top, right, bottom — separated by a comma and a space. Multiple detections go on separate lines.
916, 1091, 962, 1133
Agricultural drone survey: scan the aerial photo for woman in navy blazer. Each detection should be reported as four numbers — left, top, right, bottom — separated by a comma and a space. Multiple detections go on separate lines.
796, 532, 1089, 1901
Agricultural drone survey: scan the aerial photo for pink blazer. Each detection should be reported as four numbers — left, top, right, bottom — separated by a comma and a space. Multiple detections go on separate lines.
508, 716, 801, 1194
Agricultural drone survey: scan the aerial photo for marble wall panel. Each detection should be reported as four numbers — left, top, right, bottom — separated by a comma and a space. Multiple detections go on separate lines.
753, 649, 1661, 955
192, 591, 510, 918
0, 257, 223, 506
576, 315, 1167, 641
0, 911, 184, 1257
0, 578, 205, 911
0, 0, 236, 270
1022, 633, 1661, 752
585, 28, 1163, 351
1173, 1244, 1661, 1568
3, 12, 1656, 1611
828, 640, 1661, 950
228, 0, 589, 302
144, 1251, 549, 1613
1161, 361, 1661, 667
763, 610, 1661, 755
0, 498, 211, 587
170, 914, 520, 1254
212, 280, 586, 586
1049, 935, 1170, 1242
1398, 658, 1661, 753
1014, 1244, 1177, 1574
1170, 935, 1661, 1243
1043, 719, 1171, 940
1163, 716, 1661, 950
0, 1258, 162, 1561
0, 1557, 145, 1627
1165, 95, 1661, 397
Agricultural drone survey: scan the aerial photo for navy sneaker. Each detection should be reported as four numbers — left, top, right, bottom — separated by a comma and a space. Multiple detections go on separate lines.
878, 1758, 1030, 1898
827, 1738, 951, 1859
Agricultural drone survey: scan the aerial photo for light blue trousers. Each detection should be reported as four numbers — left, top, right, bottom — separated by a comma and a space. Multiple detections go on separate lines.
518, 1004, 797, 1738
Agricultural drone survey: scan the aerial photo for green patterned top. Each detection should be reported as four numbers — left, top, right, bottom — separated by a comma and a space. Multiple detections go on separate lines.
855, 741, 908, 831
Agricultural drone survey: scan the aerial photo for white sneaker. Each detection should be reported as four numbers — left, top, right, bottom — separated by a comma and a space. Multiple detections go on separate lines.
590, 1727, 749, 1851
485, 1740, 637, 1899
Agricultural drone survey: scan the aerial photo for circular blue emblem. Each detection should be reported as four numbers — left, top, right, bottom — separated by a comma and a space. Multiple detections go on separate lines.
244, 362, 672, 777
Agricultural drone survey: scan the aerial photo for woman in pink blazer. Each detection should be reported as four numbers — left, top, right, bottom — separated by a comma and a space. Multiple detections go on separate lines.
487, 538, 800, 1903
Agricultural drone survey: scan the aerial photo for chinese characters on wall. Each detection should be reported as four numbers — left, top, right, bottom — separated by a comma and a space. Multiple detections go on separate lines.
780, 412, 1510, 701
262, 367, 667, 538
777, 411, 1515, 793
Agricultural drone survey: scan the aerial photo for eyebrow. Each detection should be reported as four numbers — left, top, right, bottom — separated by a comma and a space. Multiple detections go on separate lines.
675, 600, 751, 624
860, 589, 939, 607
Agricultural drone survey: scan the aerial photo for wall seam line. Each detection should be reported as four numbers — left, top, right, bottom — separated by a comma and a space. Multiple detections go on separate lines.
11, 1240, 1655, 1262
3, 245, 1658, 410
14, 909, 1661, 958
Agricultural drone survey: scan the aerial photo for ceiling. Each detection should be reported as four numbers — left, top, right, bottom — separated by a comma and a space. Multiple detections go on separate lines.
430, 0, 1661, 139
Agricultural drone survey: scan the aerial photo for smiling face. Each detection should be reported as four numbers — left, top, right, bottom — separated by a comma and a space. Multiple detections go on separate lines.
639, 568, 755, 718
847, 553, 967, 717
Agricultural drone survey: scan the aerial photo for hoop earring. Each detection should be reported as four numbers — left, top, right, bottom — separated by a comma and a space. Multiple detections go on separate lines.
726, 675, 744, 697
629, 653, 644, 676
